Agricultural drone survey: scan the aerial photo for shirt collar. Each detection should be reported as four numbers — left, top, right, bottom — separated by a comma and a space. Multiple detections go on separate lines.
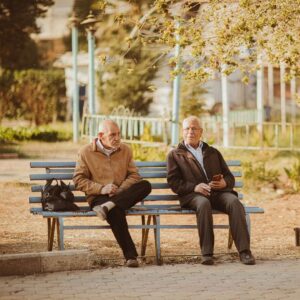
184, 141, 203, 151
96, 139, 117, 156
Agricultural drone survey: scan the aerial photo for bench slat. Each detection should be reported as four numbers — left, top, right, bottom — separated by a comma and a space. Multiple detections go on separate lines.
31, 182, 172, 192
30, 174, 74, 180
30, 191, 244, 203
30, 205, 264, 216
30, 172, 244, 186
30, 162, 76, 168
31, 169, 242, 177
30, 160, 242, 168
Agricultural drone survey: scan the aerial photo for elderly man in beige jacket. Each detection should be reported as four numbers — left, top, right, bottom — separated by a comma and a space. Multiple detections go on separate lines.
73, 120, 151, 267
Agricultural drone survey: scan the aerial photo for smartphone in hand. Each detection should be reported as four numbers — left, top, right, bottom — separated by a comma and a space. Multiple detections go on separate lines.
212, 174, 222, 181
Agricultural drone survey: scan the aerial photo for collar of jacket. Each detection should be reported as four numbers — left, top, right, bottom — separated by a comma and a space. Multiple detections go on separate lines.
177, 141, 210, 181
91, 138, 121, 155
177, 141, 210, 157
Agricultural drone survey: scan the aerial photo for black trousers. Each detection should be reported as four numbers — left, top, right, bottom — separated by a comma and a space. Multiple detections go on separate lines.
90, 180, 152, 260
183, 192, 250, 256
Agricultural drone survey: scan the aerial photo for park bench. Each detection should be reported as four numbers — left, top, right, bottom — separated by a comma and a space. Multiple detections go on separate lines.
29, 160, 264, 265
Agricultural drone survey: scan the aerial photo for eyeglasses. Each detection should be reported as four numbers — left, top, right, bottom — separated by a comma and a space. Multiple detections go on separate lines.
183, 127, 201, 132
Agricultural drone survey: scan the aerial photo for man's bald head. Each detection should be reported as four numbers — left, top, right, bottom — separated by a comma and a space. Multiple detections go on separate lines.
98, 119, 121, 149
99, 119, 119, 134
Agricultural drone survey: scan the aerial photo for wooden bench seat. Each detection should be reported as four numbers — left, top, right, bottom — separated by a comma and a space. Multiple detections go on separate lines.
29, 160, 264, 265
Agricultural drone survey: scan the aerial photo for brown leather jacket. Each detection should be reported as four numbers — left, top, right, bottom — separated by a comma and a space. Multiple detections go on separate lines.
167, 142, 236, 207
73, 139, 141, 204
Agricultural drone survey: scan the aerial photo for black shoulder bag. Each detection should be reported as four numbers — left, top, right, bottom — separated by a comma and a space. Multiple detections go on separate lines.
41, 179, 80, 211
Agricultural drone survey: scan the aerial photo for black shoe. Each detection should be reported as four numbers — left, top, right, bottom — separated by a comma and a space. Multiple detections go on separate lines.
240, 250, 256, 265
201, 255, 214, 265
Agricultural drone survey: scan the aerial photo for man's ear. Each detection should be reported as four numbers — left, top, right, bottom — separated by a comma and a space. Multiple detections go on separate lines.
98, 132, 103, 139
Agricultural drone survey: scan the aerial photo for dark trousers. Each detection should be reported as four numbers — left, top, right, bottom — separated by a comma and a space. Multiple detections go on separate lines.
183, 192, 250, 256
90, 180, 152, 260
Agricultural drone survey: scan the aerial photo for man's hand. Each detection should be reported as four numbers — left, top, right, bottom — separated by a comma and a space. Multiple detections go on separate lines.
101, 183, 118, 196
194, 183, 211, 196
209, 175, 227, 190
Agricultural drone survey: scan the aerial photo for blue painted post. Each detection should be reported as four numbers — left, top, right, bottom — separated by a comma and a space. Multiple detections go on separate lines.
81, 11, 98, 115
70, 16, 79, 143
291, 77, 296, 123
88, 30, 96, 115
171, 21, 181, 146
221, 65, 229, 148
280, 62, 286, 134
256, 57, 264, 140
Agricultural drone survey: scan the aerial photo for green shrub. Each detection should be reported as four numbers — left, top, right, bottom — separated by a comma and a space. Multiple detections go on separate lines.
284, 161, 300, 192
0, 126, 72, 143
131, 143, 167, 162
0, 69, 66, 125
275, 151, 300, 192
243, 161, 279, 184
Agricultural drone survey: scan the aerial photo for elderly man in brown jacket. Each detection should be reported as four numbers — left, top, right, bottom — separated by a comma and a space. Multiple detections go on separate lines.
167, 116, 255, 265
73, 120, 151, 267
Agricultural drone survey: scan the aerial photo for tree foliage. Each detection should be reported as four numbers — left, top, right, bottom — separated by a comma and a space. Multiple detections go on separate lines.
92, 1, 161, 115
0, 69, 66, 125
180, 79, 206, 120
0, 69, 15, 121
122, 0, 300, 82
0, 0, 54, 69
98, 46, 159, 115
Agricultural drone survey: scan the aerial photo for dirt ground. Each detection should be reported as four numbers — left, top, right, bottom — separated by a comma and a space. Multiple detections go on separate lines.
0, 144, 300, 266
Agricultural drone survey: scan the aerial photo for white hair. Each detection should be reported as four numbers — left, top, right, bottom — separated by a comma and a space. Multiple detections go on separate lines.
182, 116, 202, 129
98, 119, 119, 133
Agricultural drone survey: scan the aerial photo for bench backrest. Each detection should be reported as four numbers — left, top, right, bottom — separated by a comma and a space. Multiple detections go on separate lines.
29, 161, 243, 209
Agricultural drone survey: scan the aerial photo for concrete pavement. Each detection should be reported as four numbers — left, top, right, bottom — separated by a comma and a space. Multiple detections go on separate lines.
0, 259, 299, 299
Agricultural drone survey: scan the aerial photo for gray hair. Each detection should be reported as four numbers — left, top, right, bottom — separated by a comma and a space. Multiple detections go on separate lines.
98, 119, 119, 133
182, 116, 202, 129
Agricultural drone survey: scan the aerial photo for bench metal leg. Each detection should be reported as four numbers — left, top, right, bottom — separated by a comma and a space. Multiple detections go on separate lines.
141, 215, 146, 254
141, 215, 152, 258
227, 229, 233, 249
47, 218, 51, 250
153, 215, 162, 265
47, 218, 56, 251
246, 213, 251, 237
57, 217, 64, 250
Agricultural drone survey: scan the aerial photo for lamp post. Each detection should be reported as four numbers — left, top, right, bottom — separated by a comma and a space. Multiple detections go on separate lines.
81, 11, 98, 115
69, 13, 79, 143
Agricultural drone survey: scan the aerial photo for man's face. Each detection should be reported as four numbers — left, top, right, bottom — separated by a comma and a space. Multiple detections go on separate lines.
182, 119, 203, 147
99, 123, 121, 149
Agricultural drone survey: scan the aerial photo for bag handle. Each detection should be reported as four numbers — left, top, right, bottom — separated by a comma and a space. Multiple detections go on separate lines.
42, 178, 59, 192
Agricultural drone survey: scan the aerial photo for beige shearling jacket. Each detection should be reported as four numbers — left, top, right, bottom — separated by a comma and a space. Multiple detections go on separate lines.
73, 139, 141, 204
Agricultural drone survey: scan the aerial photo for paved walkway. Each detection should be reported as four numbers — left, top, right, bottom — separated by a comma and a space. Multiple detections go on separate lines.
0, 259, 299, 299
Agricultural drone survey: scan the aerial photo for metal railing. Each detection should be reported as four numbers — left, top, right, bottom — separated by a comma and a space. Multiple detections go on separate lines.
82, 114, 300, 150
82, 114, 170, 146
201, 109, 259, 125
203, 121, 300, 150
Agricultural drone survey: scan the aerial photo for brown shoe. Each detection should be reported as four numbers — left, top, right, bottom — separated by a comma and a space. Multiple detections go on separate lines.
240, 250, 256, 265
201, 255, 214, 265
126, 259, 139, 268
